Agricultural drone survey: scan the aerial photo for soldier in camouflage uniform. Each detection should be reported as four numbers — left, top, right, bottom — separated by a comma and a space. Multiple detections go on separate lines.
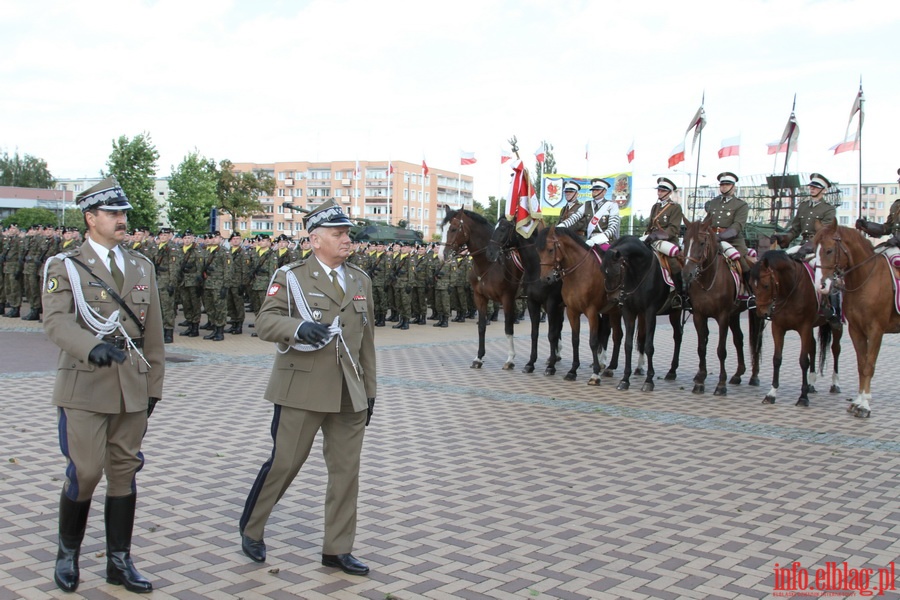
21, 226, 52, 320
449, 248, 469, 322
410, 242, 430, 325
249, 234, 277, 337
384, 244, 398, 321
4, 225, 25, 317
431, 248, 451, 327
225, 232, 250, 334
275, 234, 297, 269
179, 230, 204, 337
153, 227, 180, 343
367, 242, 388, 326
391, 242, 413, 329
0, 228, 7, 310
200, 231, 227, 341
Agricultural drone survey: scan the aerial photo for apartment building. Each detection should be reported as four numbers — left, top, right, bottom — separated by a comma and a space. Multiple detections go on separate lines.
228, 160, 474, 240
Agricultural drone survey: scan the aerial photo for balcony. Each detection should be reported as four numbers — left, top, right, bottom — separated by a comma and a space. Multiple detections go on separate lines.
284, 178, 293, 187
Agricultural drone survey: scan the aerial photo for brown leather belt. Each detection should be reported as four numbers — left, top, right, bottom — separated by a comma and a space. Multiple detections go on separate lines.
104, 336, 143, 349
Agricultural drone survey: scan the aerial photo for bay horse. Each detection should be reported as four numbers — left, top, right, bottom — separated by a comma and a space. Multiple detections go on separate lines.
747, 250, 842, 406
442, 207, 522, 369
534, 226, 624, 384
602, 235, 683, 391
814, 221, 900, 417
682, 220, 761, 395
487, 217, 567, 375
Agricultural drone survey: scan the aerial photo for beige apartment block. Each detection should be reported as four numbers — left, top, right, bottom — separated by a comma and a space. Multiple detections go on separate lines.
226, 160, 474, 240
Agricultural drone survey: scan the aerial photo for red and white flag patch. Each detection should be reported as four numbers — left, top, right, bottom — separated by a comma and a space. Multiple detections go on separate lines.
267, 283, 281, 296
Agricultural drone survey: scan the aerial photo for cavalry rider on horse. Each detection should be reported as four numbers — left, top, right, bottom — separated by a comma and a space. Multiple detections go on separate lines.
557, 180, 583, 228
704, 171, 752, 284
642, 176, 685, 304
856, 167, 900, 251
771, 172, 839, 322
556, 178, 620, 251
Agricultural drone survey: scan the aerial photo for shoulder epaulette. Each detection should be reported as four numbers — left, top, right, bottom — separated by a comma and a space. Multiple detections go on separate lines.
346, 261, 371, 280
280, 259, 308, 272
125, 247, 153, 264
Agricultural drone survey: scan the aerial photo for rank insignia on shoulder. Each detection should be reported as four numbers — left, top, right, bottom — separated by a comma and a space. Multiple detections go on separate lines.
47, 277, 59, 293
267, 283, 281, 296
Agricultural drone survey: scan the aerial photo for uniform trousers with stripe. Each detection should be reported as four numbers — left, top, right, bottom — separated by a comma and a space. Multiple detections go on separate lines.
240, 380, 366, 554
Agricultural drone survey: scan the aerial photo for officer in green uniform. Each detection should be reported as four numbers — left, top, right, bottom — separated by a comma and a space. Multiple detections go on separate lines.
704, 172, 751, 274
4, 224, 24, 317
772, 172, 836, 255
153, 227, 181, 343
179, 230, 204, 337
201, 231, 228, 341
857, 167, 900, 244
643, 177, 685, 303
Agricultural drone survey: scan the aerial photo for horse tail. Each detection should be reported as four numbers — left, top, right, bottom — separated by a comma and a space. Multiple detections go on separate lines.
817, 324, 833, 375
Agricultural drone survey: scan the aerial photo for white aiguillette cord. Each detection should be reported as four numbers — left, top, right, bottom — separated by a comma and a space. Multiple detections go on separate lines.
278, 270, 360, 380
45, 255, 150, 368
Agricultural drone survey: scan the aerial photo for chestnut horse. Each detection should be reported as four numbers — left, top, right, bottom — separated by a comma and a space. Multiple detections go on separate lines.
748, 250, 842, 406
602, 235, 684, 391
814, 221, 900, 417
682, 220, 761, 395
487, 217, 567, 375
535, 226, 625, 384
442, 207, 522, 369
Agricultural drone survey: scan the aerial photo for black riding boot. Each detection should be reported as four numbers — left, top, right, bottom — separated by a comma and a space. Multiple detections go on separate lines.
54, 492, 91, 593
826, 289, 843, 324
163, 328, 173, 344
105, 494, 152, 593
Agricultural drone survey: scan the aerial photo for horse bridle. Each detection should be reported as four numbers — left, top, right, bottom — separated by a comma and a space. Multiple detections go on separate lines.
757, 263, 802, 319
540, 234, 595, 281
445, 215, 487, 260
684, 229, 722, 292
817, 230, 881, 294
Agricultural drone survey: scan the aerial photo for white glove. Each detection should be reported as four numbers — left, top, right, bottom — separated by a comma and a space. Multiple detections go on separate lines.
586, 232, 609, 247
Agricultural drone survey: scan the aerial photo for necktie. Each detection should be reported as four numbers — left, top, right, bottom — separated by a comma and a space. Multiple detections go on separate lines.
108, 250, 124, 291
330, 270, 344, 301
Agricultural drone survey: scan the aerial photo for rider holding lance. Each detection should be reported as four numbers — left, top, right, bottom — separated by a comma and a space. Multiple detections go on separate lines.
557, 178, 620, 251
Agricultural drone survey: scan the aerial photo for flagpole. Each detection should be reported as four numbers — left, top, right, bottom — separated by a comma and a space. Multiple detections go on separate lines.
857, 81, 864, 220
690, 130, 702, 221
387, 159, 392, 224
421, 163, 426, 233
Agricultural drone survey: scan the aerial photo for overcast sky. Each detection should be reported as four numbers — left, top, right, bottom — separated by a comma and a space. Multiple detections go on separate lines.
2, 0, 898, 216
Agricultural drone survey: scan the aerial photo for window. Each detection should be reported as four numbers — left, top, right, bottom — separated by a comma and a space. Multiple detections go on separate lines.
403, 189, 408, 201
309, 170, 331, 180
403, 206, 408, 218
278, 188, 286, 197
293, 188, 302, 197
240, 222, 246, 230
839, 216, 850, 225
277, 222, 284, 231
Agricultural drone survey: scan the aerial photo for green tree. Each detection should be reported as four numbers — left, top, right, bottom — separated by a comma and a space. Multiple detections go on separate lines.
0, 151, 56, 188
216, 160, 275, 231
1, 207, 57, 229
168, 151, 219, 233
534, 140, 556, 194
471, 196, 500, 226
104, 132, 160, 230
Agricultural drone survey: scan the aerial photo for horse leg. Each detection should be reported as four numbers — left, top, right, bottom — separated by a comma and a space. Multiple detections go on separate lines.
807, 324, 818, 395
545, 300, 565, 376
472, 293, 488, 369
641, 311, 657, 392
597, 313, 610, 372
586, 312, 603, 386
617, 312, 635, 391
604, 314, 623, 377
713, 316, 730, 396
853, 325, 882, 418
634, 317, 647, 376
523, 299, 540, 374
501, 295, 516, 370
796, 326, 814, 407
748, 311, 762, 387
763, 325, 784, 404
830, 325, 842, 394
692, 314, 709, 394
564, 307, 581, 381
664, 309, 681, 380
728, 311, 746, 385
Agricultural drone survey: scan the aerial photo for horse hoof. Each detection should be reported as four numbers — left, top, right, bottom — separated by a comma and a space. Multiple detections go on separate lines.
523, 365, 535, 374
602, 369, 614, 378
748, 376, 760, 387
830, 385, 841, 394
807, 385, 817, 394
616, 381, 630, 391
641, 381, 655, 392
471, 361, 483, 369
692, 384, 704, 394
713, 387, 727, 396
795, 398, 809, 407
664, 371, 677, 381
587, 377, 601, 387
544, 368, 556, 376
855, 407, 871, 418
846, 403, 857, 412
564, 373, 577, 381
502, 362, 515, 371
634, 368, 645, 376
762, 396, 776, 404
728, 375, 741, 385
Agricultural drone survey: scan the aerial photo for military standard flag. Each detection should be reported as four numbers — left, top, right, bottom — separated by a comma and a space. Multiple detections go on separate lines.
626, 140, 634, 164
534, 143, 546, 164
500, 149, 513, 164
668, 141, 685, 168
460, 151, 477, 166
718, 135, 741, 158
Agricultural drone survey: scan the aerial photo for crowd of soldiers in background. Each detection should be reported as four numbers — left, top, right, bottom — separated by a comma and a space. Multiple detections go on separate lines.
0, 224, 523, 340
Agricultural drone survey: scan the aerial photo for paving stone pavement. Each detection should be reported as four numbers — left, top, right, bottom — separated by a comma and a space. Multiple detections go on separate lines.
2, 306, 900, 599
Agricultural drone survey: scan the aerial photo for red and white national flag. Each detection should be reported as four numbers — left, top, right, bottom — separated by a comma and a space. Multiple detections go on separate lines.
718, 135, 740, 159
766, 139, 798, 155
832, 84, 864, 156
776, 102, 799, 164
626, 140, 634, 164
500, 149, 513, 164
534, 143, 545, 164
685, 103, 707, 154
667, 141, 685, 168
460, 151, 477, 166
422, 159, 429, 176
829, 131, 859, 155
507, 159, 539, 224
389, 162, 394, 175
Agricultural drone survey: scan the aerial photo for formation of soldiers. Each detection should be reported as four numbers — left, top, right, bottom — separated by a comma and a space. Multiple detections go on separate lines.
1, 224, 496, 336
